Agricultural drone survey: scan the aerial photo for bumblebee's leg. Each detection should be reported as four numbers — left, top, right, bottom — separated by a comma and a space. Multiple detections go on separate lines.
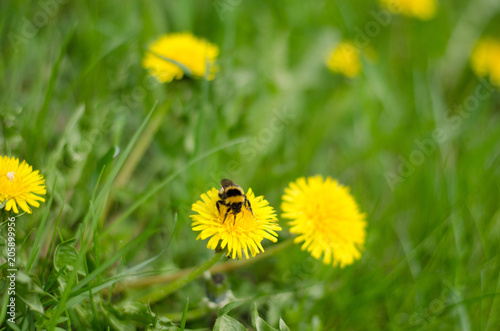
223, 207, 231, 223
217, 201, 231, 223
245, 198, 255, 218
216, 200, 223, 213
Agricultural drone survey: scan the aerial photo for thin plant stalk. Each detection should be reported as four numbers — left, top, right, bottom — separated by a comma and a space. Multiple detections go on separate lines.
140, 251, 226, 303
101, 102, 170, 221
114, 102, 171, 189
115, 239, 294, 294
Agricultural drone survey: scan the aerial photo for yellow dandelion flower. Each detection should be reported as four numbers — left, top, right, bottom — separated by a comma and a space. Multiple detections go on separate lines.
471, 37, 500, 88
142, 32, 219, 83
325, 42, 362, 78
0, 156, 46, 214
281, 176, 366, 268
380, 0, 436, 20
191, 188, 281, 260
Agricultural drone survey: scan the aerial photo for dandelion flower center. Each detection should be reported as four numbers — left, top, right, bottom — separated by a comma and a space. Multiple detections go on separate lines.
7, 171, 16, 182
282, 176, 366, 268
191, 188, 281, 260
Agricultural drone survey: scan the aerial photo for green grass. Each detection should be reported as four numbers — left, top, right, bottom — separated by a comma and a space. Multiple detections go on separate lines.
1, 0, 500, 330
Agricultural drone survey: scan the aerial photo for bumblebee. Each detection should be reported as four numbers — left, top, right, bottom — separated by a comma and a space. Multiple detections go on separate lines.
216, 179, 254, 223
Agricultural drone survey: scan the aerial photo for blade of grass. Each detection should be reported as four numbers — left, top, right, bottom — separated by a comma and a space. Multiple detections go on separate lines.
113, 101, 171, 189
83, 255, 98, 326
44, 266, 68, 292
180, 297, 189, 331
26, 180, 55, 273
33, 25, 76, 147
0, 284, 9, 326
91, 167, 108, 285
94, 102, 157, 207
41, 206, 64, 284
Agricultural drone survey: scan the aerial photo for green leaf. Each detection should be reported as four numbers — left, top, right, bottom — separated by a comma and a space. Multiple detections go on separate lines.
98, 145, 120, 168
219, 298, 249, 315
6, 321, 21, 331
94, 145, 120, 183
180, 297, 189, 331
279, 318, 291, 331
15, 275, 44, 315
107, 301, 179, 330
53, 239, 84, 275
0, 281, 10, 325
213, 314, 247, 331
251, 303, 278, 331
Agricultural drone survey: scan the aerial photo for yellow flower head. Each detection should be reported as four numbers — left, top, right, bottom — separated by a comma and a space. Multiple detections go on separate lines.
471, 37, 500, 88
191, 188, 281, 260
142, 32, 219, 83
0, 156, 46, 214
325, 41, 361, 78
379, 0, 436, 20
281, 176, 366, 268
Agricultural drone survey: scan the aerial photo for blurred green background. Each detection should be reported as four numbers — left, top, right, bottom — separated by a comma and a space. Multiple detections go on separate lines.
1, 0, 500, 329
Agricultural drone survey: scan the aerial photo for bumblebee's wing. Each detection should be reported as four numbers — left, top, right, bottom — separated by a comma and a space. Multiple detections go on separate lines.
220, 179, 236, 188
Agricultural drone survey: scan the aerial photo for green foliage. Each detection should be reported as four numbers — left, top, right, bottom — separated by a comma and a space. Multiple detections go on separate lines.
1, 0, 500, 330
213, 315, 246, 331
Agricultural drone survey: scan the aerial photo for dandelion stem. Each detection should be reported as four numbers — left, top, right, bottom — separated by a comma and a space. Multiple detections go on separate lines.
115, 239, 294, 294
140, 251, 226, 303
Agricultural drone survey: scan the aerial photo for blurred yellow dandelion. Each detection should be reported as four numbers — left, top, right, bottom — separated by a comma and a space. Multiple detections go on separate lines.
142, 32, 219, 83
0, 156, 46, 214
191, 188, 281, 260
380, 0, 436, 20
471, 37, 500, 88
281, 176, 366, 268
325, 42, 362, 78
